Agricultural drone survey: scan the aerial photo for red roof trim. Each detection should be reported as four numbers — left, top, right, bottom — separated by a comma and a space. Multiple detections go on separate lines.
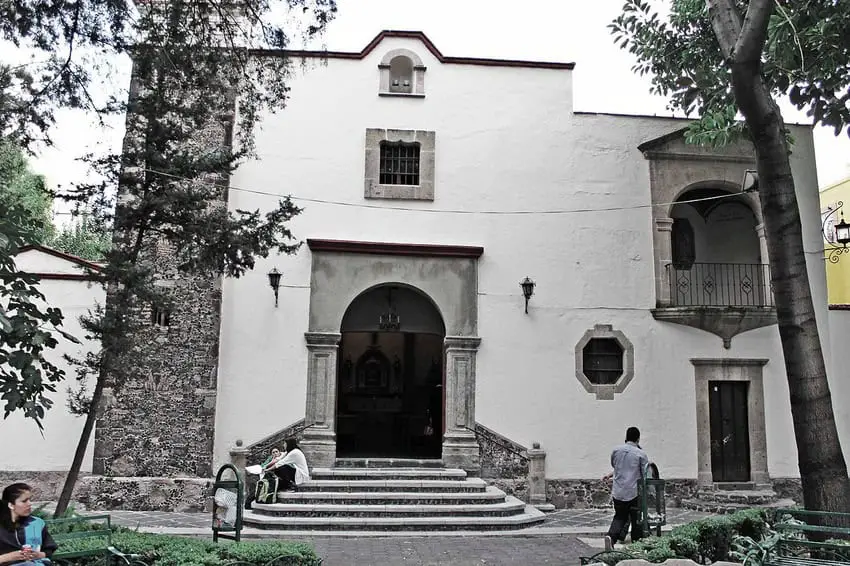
254, 30, 575, 70
307, 239, 484, 258
30, 273, 100, 281
17, 244, 104, 272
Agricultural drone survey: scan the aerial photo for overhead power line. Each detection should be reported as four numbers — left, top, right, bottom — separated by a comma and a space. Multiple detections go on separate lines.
142, 167, 753, 216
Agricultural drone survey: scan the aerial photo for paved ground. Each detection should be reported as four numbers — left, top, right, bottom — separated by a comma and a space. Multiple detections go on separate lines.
304, 535, 592, 565
89, 507, 713, 565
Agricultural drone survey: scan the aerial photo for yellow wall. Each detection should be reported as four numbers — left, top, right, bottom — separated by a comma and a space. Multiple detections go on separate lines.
821, 177, 850, 305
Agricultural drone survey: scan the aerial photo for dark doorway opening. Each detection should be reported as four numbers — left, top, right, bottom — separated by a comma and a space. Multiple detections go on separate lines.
336, 285, 445, 459
709, 381, 751, 483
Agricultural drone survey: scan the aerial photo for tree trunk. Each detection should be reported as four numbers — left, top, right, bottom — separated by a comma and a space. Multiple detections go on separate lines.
54, 376, 105, 518
751, 109, 850, 513
707, 0, 850, 512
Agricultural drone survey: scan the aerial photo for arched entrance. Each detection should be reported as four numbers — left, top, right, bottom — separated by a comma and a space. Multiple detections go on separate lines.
336, 284, 446, 458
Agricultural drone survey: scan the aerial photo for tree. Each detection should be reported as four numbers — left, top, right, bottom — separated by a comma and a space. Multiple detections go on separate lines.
611, 0, 850, 512
0, 142, 54, 244
0, 203, 76, 429
50, 212, 111, 261
0, 1, 336, 516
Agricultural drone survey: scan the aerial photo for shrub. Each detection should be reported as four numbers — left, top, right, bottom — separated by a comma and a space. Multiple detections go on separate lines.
623, 508, 769, 563
52, 530, 321, 566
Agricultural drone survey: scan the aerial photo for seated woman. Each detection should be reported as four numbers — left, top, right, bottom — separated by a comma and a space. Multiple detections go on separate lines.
267, 438, 310, 490
0, 483, 58, 565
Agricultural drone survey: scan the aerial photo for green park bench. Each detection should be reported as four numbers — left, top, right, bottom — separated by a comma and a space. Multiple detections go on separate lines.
767, 508, 850, 566
47, 514, 147, 565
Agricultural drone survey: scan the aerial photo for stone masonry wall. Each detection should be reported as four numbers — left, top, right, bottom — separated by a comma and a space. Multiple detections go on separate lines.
475, 422, 529, 479
92, 266, 223, 477
91, 78, 234, 480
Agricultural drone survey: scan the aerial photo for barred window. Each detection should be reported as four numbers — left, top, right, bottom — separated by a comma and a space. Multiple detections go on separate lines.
379, 141, 420, 185
151, 306, 171, 327
582, 338, 624, 385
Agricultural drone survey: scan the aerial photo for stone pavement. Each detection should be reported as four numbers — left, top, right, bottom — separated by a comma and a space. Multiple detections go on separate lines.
86, 507, 714, 566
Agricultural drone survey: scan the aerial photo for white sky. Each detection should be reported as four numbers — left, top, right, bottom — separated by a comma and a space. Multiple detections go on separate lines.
18, 0, 850, 214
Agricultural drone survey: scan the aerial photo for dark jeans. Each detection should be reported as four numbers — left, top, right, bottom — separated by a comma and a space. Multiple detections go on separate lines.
273, 464, 297, 489
607, 496, 643, 544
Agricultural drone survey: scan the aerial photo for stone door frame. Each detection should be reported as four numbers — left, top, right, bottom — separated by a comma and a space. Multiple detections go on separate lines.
300, 239, 484, 474
691, 358, 770, 487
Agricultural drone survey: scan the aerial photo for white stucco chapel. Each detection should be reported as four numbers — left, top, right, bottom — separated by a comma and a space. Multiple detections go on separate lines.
5, 31, 849, 513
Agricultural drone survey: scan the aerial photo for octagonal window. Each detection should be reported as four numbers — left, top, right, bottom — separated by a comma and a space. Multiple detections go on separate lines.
575, 325, 635, 400
582, 338, 624, 385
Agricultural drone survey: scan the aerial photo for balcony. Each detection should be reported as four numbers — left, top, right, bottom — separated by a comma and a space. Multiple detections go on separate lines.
667, 263, 773, 307
652, 262, 777, 349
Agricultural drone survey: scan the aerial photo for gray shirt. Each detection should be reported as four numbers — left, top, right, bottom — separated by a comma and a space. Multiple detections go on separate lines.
610, 441, 649, 501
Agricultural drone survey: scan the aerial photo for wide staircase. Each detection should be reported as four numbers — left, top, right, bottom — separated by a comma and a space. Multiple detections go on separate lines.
242, 458, 546, 531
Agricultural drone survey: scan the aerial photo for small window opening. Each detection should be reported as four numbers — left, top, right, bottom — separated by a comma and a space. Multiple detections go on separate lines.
389, 56, 414, 93
379, 141, 420, 185
151, 306, 171, 327
582, 338, 624, 385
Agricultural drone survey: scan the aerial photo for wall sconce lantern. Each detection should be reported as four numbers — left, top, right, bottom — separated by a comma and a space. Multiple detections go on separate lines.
741, 169, 759, 193
520, 277, 536, 314
268, 268, 282, 307
834, 215, 850, 246
822, 202, 850, 263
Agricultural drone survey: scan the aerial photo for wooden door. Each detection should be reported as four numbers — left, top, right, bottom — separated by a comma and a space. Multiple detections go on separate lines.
709, 381, 751, 482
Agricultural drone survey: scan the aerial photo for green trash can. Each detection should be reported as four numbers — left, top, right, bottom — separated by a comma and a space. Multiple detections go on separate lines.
212, 463, 244, 542
640, 462, 666, 537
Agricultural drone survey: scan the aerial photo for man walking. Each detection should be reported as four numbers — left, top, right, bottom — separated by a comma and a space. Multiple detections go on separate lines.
602, 426, 648, 550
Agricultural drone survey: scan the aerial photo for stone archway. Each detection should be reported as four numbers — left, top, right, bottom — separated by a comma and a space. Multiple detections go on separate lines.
336, 284, 446, 458
300, 239, 483, 474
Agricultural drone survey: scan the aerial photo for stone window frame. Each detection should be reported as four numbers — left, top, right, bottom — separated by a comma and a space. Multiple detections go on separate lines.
365, 129, 435, 200
378, 49, 426, 98
574, 324, 635, 400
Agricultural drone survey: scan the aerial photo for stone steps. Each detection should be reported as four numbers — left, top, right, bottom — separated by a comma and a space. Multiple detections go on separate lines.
335, 458, 445, 468
681, 497, 796, 514
268, 486, 508, 506
296, 478, 488, 493
693, 489, 779, 504
681, 486, 795, 513
251, 499, 527, 517
310, 467, 467, 481
243, 500, 545, 531
242, 465, 546, 532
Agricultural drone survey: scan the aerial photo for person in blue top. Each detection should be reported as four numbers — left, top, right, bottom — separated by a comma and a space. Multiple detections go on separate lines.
602, 427, 649, 551
0, 483, 57, 565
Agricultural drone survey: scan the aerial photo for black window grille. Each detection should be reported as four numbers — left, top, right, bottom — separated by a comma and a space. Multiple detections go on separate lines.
582, 338, 624, 385
151, 306, 171, 327
379, 141, 420, 185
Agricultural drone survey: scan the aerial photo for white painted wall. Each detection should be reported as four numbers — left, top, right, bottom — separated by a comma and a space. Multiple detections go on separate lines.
215, 35, 840, 481
0, 249, 104, 471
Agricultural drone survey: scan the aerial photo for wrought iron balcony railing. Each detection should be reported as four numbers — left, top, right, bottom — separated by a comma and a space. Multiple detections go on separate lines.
666, 263, 774, 307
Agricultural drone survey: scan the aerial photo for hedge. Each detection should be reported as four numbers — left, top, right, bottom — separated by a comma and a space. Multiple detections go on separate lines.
621, 508, 769, 563
51, 530, 322, 566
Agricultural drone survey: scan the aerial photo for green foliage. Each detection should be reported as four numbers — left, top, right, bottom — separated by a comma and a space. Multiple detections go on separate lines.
52, 530, 321, 566
0, 202, 76, 429
0, 141, 54, 243
50, 214, 111, 262
623, 508, 769, 563
2, 0, 339, 516
610, 0, 850, 141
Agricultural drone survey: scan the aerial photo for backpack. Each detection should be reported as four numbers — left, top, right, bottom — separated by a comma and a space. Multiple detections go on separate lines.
254, 473, 280, 504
